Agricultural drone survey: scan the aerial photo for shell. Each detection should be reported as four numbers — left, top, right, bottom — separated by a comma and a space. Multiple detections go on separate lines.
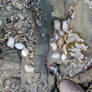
58, 30, 65, 36
24, 64, 34, 73
7, 37, 15, 48
62, 21, 69, 32
21, 47, 29, 57
61, 53, 67, 62
54, 32, 59, 40
63, 44, 68, 54
50, 42, 57, 51
51, 53, 60, 59
15, 42, 25, 50
54, 19, 61, 31
57, 37, 64, 49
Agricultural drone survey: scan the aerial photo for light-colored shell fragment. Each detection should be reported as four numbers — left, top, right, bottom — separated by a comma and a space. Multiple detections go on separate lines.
15, 42, 25, 50
7, 37, 15, 48
51, 53, 60, 59
54, 19, 61, 31
50, 42, 57, 51
62, 21, 69, 32
63, 44, 68, 54
58, 30, 65, 36
57, 37, 64, 49
54, 32, 59, 40
61, 53, 67, 62
21, 47, 29, 57
24, 64, 34, 73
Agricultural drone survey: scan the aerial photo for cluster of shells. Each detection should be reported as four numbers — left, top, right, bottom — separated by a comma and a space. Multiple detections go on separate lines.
49, 6, 90, 77
0, 0, 38, 59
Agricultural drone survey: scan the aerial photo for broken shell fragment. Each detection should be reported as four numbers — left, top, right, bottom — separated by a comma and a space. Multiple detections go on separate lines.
24, 64, 34, 73
57, 37, 64, 49
61, 53, 67, 62
51, 53, 60, 59
54, 19, 61, 31
63, 44, 68, 54
62, 21, 69, 32
58, 30, 65, 37
21, 47, 29, 57
15, 43, 25, 50
50, 42, 57, 51
54, 32, 59, 40
7, 37, 14, 48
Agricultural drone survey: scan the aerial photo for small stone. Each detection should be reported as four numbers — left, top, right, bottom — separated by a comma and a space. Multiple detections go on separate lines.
15, 43, 25, 50
24, 64, 34, 72
51, 53, 60, 59
61, 53, 67, 62
7, 37, 15, 48
21, 47, 29, 57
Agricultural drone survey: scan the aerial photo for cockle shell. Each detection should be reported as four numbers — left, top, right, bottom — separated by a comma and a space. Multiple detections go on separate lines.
50, 42, 57, 51
7, 37, 15, 48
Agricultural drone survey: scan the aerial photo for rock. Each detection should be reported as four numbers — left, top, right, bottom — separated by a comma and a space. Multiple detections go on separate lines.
24, 64, 34, 73
51, 53, 60, 59
15, 43, 25, 50
21, 47, 29, 57
7, 37, 15, 48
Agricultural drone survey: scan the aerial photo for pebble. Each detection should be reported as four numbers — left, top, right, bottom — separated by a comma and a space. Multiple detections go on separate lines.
21, 47, 29, 57
24, 64, 34, 73
61, 53, 67, 62
51, 53, 60, 59
15, 43, 25, 50
7, 37, 15, 48
50, 42, 57, 51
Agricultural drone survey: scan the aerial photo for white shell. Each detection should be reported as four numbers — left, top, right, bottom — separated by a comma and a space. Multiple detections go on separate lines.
15, 43, 25, 50
21, 47, 29, 57
61, 53, 67, 62
54, 32, 59, 40
54, 20, 61, 31
50, 42, 57, 51
62, 21, 69, 32
7, 37, 14, 48
24, 64, 34, 73
51, 53, 60, 59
